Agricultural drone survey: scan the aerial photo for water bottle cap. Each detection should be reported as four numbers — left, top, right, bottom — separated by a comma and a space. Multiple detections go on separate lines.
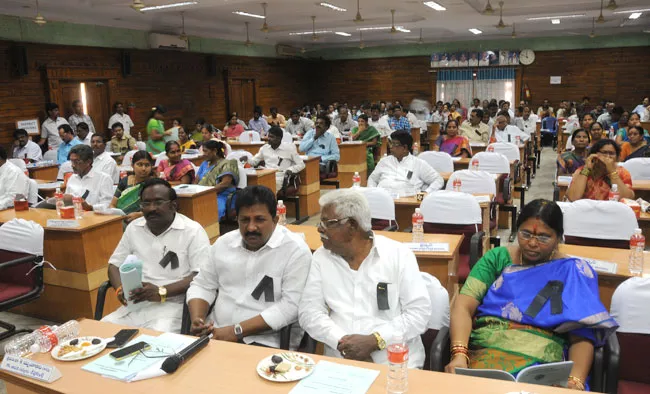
278, 200, 283, 205
635, 228, 642, 234
611, 184, 618, 192
29, 343, 40, 353
415, 208, 421, 213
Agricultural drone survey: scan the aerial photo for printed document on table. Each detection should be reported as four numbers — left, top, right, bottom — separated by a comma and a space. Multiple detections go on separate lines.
290, 361, 380, 394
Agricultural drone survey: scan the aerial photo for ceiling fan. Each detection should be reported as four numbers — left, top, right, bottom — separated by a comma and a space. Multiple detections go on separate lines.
495, 1, 509, 29
359, 30, 365, 49
590, 17, 597, 37
34, 0, 47, 25
596, 0, 605, 23
404, 28, 425, 44
482, 0, 494, 15
130, 0, 145, 11
390, 9, 399, 33
244, 21, 253, 46
179, 12, 187, 41
353, 0, 363, 22
311, 16, 320, 41
260, 3, 269, 33
511, 23, 516, 38
606, 0, 617, 10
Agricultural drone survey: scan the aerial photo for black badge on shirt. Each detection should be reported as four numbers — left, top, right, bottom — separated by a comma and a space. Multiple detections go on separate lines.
319, 144, 326, 149
524, 280, 564, 318
251, 275, 275, 302
406, 171, 413, 180
377, 282, 390, 310
159, 251, 179, 270
277, 157, 283, 166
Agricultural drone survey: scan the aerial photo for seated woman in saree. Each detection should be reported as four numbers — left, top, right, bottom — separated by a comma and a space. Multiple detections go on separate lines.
350, 114, 380, 172
158, 141, 195, 184
196, 140, 239, 220
620, 126, 650, 161
110, 150, 155, 223
445, 199, 618, 391
178, 127, 197, 153
567, 139, 635, 202
432, 120, 472, 158
557, 128, 590, 175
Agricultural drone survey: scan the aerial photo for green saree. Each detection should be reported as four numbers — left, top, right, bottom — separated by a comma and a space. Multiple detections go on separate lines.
351, 125, 381, 172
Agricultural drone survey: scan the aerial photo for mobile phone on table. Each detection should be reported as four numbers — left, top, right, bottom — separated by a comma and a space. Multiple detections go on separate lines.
109, 341, 150, 360
106, 328, 139, 348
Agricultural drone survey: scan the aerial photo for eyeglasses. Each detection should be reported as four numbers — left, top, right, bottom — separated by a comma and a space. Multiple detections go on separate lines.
389, 142, 403, 148
518, 230, 553, 245
140, 199, 171, 209
318, 217, 350, 230
597, 151, 617, 157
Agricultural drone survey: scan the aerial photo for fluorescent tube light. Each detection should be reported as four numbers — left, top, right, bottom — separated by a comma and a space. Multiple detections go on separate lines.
141, 1, 197, 11
469, 28, 482, 34
335, 32, 351, 36
232, 11, 265, 19
551, 19, 561, 24
423, 1, 446, 11
629, 12, 642, 19
320, 2, 346, 12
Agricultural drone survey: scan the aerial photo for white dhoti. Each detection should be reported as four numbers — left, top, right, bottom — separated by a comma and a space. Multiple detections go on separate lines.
101, 301, 183, 333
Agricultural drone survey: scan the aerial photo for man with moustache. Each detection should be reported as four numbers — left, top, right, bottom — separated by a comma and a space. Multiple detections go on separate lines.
102, 178, 210, 333
299, 189, 431, 367
188, 186, 311, 348
13, 129, 42, 162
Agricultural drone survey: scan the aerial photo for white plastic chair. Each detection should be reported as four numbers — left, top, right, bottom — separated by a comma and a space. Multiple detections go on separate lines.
57, 161, 73, 180
445, 170, 497, 195
239, 130, 261, 143
236, 163, 248, 189
562, 200, 638, 241
8, 159, 27, 172
282, 131, 293, 144
43, 150, 57, 162
227, 150, 254, 163
154, 153, 168, 167
472, 151, 510, 174
136, 141, 146, 151
418, 151, 454, 173
420, 272, 450, 330
611, 277, 650, 334
27, 179, 39, 205
0, 218, 44, 256
357, 187, 396, 229
122, 150, 137, 166
420, 190, 482, 226
622, 158, 650, 180
487, 142, 519, 161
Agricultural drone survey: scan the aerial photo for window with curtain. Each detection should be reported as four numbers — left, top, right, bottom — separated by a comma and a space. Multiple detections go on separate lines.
436, 68, 515, 105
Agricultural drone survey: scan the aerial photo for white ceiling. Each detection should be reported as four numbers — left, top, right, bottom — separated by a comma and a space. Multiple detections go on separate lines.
2, 0, 649, 48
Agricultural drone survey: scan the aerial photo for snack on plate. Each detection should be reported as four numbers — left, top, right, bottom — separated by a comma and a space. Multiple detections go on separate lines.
57, 345, 82, 358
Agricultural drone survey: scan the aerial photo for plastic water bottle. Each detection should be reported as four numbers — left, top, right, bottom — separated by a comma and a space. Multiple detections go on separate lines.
55, 188, 64, 216
159, 171, 167, 181
515, 135, 521, 145
412, 208, 424, 243
4, 321, 80, 356
608, 184, 620, 202
453, 178, 462, 192
386, 333, 409, 394
629, 228, 645, 275
120, 170, 128, 179
73, 196, 84, 219
487, 145, 495, 152
412, 142, 419, 155
471, 157, 480, 171
352, 172, 361, 188
277, 200, 287, 226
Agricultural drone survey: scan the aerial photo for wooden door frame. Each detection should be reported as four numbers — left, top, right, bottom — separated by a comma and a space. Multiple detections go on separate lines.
45, 64, 120, 113
224, 69, 259, 116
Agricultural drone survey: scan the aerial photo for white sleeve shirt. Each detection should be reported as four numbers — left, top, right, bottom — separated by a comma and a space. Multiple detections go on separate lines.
41, 117, 68, 149
13, 140, 43, 162
368, 154, 444, 194
65, 169, 114, 206
187, 225, 312, 349
250, 143, 305, 174
0, 161, 31, 210
299, 234, 431, 368
108, 113, 135, 136
109, 213, 210, 304
93, 151, 119, 184
369, 117, 392, 137
493, 125, 531, 143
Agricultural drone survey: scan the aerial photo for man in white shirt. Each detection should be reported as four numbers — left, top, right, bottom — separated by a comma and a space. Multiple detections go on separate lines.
518, 106, 539, 136
68, 99, 96, 134
459, 108, 490, 143
368, 131, 444, 194
102, 178, 210, 333
299, 189, 430, 367
64, 145, 114, 209
188, 186, 312, 348
248, 127, 305, 192
13, 129, 42, 162
369, 104, 392, 137
332, 106, 358, 138
91, 134, 119, 184
76, 122, 93, 146
632, 97, 649, 117
468, 98, 482, 115
0, 147, 31, 210
108, 102, 135, 137
285, 109, 314, 136
486, 103, 499, 130
536, 99, 554, 118
40, 103, 68, 151
490, 114, 530, 143
405, 108, 419, 130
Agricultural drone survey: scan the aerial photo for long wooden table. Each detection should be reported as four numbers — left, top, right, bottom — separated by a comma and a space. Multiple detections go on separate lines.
556, 178, 650, 202
246, 168, 278, 195
333, 141, 368, 188
175, 185, 220, 242
0, 319, 574, 394
0, 208, 123, 322
27, 163, 59, 181
228, 141, 265, 156
287, 224, 463, 295
558, 243, 650, 310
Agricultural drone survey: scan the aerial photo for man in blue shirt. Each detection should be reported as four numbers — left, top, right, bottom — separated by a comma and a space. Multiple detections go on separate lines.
299, 115, 340, 164
248, 106, 271, 137
389, 105, 411, 132
57, 124, 82, 164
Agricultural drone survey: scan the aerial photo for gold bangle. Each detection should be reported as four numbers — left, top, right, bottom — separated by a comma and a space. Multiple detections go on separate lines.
579, 168, 591, 177
452, 352, 470, 365
609, 171, 619, 178
568, 375, 586, 391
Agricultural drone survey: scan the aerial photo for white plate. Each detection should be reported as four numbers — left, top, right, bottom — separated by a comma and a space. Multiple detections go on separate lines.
256, 352, 315, 382
51, 336, 107, 361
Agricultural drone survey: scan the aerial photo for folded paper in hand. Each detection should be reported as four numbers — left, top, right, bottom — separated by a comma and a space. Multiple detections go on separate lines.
455, 361, 573, 387
120, 255, 144, 311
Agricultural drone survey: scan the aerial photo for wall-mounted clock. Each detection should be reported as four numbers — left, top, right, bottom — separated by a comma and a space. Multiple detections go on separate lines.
519, 49, 536, 65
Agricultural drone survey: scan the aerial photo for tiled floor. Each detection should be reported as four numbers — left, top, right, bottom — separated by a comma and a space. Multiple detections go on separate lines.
0, 147, 557, 393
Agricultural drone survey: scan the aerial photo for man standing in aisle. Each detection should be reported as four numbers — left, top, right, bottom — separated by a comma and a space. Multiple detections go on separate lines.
40, 103, 68, 151
108, 102, 135, 137
68, 99, 96, 135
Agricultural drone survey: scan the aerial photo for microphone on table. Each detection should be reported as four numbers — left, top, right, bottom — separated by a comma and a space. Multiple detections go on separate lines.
161, 334, 212, 374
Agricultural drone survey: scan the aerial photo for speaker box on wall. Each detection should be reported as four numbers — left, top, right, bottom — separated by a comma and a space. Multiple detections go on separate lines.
206, 55, 217, 77
10, 45, 28, 77
121, 51, 132, 77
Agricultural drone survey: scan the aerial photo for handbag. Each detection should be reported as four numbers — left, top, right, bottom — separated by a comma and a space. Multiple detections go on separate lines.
278, 172, 301, 198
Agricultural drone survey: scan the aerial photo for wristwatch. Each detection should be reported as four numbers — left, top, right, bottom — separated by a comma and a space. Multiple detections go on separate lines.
372, 332, 386, 350
158, 286, 167, 303
234, 323, 244, 341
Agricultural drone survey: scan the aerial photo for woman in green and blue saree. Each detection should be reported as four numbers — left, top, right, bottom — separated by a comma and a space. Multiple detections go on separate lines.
110, 150, 156, 224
